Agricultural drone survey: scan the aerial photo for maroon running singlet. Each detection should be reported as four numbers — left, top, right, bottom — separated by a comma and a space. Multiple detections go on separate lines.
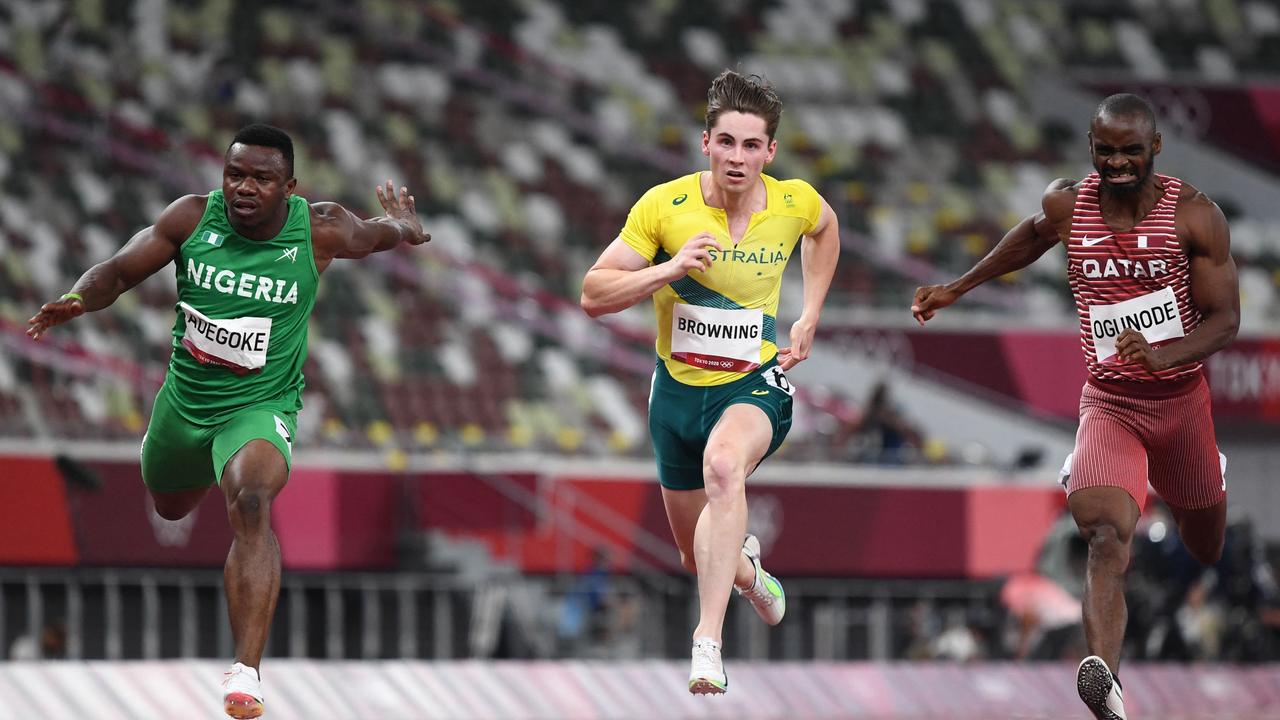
1063, 173, 1225, 510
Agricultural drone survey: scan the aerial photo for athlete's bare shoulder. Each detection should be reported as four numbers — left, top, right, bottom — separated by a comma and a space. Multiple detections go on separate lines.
167, 193, 210, 218
1175, 180, 1217, 212
1173, 180, 1229, 253
1041, 178, 1080, 226
155, 193, 211, 241
308, 200, 343, 218
306, 201, 357, 253
307, 200, 348, 231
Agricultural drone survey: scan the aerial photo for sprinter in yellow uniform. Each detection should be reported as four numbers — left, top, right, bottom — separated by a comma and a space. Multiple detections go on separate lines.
581, 70, 840, 694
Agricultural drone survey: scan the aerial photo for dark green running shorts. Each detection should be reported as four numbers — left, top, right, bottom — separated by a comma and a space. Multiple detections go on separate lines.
648, 358, 794, 490
140, 381, 297, 493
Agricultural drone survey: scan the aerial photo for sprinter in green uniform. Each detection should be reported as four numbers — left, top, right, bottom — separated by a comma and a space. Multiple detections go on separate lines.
27, 124, 430, 719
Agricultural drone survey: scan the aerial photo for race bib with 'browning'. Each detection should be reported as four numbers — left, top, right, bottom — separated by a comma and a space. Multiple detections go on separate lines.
670, 303, 764, 372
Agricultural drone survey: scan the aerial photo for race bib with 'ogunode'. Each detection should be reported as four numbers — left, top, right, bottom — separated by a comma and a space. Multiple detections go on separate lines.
1088, 287, 1185, 362
178, 302, 272, 374
670, 303, 764, 372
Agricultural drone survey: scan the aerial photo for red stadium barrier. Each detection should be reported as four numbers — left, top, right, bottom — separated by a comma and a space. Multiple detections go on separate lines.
0, 455, 1064, 577
0, 457, 77, 565
824, 327, 1280, 425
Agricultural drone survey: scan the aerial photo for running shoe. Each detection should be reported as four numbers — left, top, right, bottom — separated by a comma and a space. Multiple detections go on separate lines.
1077, 655, 1126, 720
735, 533, 785, 625
688, 638, 727, 695
221, 662, 264, 719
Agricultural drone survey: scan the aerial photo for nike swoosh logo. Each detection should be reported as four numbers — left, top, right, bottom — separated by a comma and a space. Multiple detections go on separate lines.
1081, 234, 1113, 247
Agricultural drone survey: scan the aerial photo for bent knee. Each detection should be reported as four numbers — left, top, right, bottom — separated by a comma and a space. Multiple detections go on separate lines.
702, 452, 745, 496
226, 487, 272, 526
1081, 523, 1130, 564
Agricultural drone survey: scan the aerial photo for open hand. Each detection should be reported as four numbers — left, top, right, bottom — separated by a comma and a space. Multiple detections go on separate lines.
27, 295, 85, 341
375, 180, 430, 245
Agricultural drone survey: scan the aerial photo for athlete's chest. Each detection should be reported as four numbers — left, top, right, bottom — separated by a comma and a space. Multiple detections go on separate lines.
180, 230, 313, 309
1068, 231, 1187, 283
1068, 198, 1186, 284
664, 211, 799, 281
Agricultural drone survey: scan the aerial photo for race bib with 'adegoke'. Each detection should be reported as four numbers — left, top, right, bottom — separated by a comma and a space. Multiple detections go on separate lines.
178, 301, 272, 374
670, 303, 764, 372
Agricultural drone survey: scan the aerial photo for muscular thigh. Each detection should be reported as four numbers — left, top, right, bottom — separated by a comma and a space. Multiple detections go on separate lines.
212, 407, 296, 485
1146, 382, 1225, 511
141, 386, 217, 492
702, 364, 795, 472
1068, 400, 1149, 511
706, 403, 775, 477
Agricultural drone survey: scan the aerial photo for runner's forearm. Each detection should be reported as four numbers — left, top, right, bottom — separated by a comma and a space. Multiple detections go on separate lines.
67, 260, 130, 311
581, 264, 680, 317
948, 215, 1057, 295
1155, 308, 1238, 369
368, 217, 417, 253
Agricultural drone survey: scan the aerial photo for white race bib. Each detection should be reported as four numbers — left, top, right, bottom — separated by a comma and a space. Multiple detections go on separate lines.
670, 303, 764, 372
178, 302, 272, 374
1088, 287, 1185, 362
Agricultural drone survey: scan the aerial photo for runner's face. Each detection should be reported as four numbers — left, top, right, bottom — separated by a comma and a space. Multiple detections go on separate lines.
1089, 116, 1160, 198
702, 112, 776, 195
222, 144, 295, 227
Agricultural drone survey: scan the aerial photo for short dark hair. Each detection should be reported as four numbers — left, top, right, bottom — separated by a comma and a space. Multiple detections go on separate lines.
1094, 93, 1157, 134
228, 123, 294, 177
705, 70, 783, 140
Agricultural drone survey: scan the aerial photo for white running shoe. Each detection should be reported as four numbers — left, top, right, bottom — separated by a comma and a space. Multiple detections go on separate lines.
1077, 655, 1127, 720
221, 662, 264, 719
688, 638, 727, 695
735, 534, 785, 626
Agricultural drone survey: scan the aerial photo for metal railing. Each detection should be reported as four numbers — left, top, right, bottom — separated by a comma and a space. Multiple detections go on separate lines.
0, 567, 1002, 663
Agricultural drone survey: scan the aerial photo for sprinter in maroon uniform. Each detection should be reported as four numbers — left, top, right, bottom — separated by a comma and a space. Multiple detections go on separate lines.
911, 94, 1239, 720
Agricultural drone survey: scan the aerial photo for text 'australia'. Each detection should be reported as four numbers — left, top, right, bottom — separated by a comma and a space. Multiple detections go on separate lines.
187, 260, 299, 305
707, 248, 786, 265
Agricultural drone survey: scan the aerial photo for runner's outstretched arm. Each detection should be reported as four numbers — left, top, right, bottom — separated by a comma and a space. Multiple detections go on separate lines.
313, 180, 430, 261
912, 179, 1074, 325
27, 195, 202, 340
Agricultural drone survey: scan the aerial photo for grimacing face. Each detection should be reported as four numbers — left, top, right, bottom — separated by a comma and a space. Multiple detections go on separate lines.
222, 143, 295, 229
1089, 114, 1161, 197
702, 111, 777, 195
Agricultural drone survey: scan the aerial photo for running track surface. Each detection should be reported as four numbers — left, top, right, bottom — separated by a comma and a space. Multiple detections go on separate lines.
1, 659, 1277, 718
